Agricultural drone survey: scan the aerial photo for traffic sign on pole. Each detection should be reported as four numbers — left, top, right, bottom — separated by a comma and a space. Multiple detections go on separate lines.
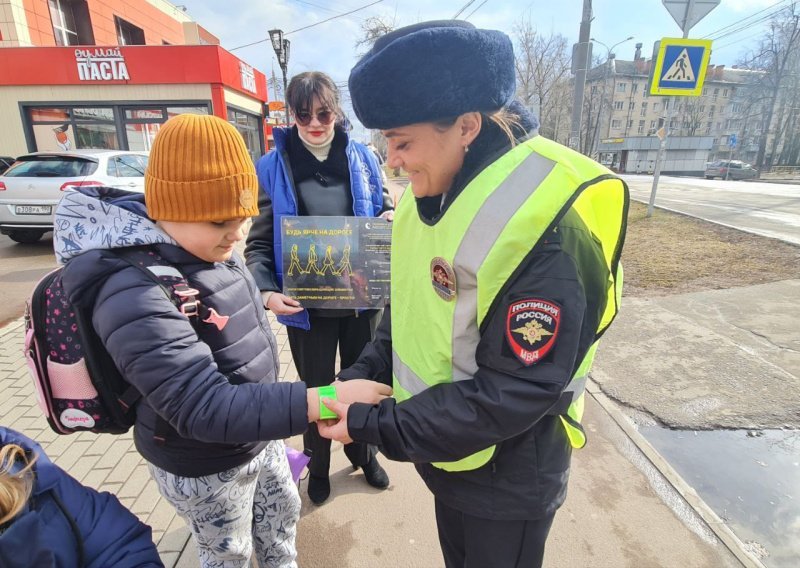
649, 38, 712, 96
728, 133, 737, 149
663, 0, 721, 36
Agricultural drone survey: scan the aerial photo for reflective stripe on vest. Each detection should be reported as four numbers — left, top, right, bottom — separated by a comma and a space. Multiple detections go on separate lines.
391, 136, 627, 472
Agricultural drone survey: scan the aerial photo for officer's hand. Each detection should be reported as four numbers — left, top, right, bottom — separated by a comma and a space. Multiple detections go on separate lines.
379, 210, 394, 222
334, 379, 392, 405
266, 292, 303, 315
317, 399, 353, 444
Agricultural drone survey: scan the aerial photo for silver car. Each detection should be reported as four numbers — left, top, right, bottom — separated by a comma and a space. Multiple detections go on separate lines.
704, 160, 758, 180
0, 150, 148, 243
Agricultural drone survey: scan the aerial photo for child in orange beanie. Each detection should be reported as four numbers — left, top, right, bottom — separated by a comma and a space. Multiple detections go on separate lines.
52, 113, 391, 567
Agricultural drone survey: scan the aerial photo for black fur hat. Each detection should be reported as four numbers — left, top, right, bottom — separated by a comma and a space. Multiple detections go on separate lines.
349, 20, 516, 129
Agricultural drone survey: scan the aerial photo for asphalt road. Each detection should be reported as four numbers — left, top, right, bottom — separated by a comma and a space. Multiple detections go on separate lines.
622, 174, 800, 245
0, 232, 57, 327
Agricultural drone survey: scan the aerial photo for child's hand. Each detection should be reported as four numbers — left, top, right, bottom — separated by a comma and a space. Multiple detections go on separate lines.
334, 379, 392, 405
266, 292, 303, 315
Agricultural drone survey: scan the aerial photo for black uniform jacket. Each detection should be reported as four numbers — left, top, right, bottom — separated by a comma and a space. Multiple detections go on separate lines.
338, 107, 612, 521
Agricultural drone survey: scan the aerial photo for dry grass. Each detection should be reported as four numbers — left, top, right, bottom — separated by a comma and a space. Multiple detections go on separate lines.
622, 201, 800, 297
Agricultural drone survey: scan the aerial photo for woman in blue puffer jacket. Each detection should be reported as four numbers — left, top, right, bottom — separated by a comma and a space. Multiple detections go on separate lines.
0, 426, 163, 568
245, 71, 394, 505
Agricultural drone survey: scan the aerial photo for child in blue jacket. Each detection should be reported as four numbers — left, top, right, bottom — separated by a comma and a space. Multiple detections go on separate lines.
52, 114, 391, 568
0, 426, 163, 568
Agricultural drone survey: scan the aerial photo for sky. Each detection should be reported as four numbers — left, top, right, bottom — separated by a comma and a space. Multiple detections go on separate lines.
176, 0, 788, 140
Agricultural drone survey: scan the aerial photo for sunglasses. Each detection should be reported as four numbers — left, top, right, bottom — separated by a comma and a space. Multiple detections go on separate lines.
294, 109, 335, 126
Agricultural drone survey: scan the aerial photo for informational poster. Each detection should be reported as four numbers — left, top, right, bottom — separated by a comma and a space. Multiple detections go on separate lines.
281, 216, 391, 309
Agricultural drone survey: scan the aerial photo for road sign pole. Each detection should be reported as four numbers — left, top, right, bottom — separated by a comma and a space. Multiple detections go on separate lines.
647, 19, 702, 218
648, 98, 673, 217
726, 143, 733, 181
648, 0, 719, 217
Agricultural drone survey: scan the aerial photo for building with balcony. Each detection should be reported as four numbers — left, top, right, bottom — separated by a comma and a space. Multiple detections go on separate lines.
0, 0, 269, 160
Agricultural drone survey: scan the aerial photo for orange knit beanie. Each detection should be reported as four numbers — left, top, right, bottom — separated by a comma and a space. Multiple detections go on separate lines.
145, 113, 259, 221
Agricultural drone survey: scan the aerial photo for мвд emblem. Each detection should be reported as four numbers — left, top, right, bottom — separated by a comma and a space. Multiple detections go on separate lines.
430, 257, 456, 301
505, 298, 561, 366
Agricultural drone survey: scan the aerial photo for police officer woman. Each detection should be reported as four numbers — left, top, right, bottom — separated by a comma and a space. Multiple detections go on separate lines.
318, 21, 628, 567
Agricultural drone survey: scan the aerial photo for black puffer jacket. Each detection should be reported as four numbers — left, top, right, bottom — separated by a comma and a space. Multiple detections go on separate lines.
56, 188, 308, 477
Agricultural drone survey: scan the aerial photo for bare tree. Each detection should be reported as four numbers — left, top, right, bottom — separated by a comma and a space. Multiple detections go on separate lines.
737, 3, 800, 171
356, 15, 395, 55
513, 18, 572, 142
678, 99, 707, 136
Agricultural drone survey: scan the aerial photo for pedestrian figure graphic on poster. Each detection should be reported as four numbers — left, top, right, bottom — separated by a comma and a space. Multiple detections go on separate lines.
305, 243, 321, 275
287, 243, 305, 276
334, 244, 351, 276
320, 245, 336, 275
668, 52, 689, 80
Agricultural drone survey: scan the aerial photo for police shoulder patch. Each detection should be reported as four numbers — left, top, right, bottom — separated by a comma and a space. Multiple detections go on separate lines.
505, 298, 561, 366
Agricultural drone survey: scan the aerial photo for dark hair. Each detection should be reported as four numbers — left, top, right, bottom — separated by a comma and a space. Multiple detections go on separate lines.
286, 71, 342, 116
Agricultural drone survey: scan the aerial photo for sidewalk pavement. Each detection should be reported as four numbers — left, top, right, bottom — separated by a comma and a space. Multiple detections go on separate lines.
1, 299, 762, 568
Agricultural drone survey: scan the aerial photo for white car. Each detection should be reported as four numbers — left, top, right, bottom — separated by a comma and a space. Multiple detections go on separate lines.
0, 150, 148, 243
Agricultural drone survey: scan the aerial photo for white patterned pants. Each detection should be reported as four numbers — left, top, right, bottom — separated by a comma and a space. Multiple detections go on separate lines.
148, 441, 300, 568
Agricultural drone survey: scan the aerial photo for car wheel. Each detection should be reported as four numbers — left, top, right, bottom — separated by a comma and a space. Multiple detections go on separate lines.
705, 175, 713, 179
7, 230, 46, 244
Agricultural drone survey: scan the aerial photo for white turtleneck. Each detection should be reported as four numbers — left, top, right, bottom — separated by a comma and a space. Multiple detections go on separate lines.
297, 129, 335, 162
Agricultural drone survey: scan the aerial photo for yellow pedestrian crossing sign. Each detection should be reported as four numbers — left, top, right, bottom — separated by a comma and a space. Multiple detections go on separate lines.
650, 38, 712, 96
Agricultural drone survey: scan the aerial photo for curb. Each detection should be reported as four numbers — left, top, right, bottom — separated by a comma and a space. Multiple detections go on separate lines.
629, 196, 800, 247
587, 374, 765, 568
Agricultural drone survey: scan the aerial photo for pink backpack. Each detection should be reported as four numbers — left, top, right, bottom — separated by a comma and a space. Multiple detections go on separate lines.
23, 247, 215, 435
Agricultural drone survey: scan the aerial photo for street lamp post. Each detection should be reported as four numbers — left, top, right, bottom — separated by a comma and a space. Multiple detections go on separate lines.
589, 36, 633, 161
269, 29, 291, 125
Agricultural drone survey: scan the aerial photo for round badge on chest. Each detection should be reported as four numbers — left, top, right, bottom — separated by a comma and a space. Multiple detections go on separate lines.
430, 257, 457, 301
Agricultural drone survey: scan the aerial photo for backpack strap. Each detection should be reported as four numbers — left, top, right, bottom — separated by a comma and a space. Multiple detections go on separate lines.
113, 247, 201, 319
114, 247, 229, 330
112, 247, 203, 446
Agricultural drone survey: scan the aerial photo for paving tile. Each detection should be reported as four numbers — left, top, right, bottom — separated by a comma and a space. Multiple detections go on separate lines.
146, 498, 177, 541
50, 440, 94, 471
94, 439, 134, 469
158, 517, 190, 553
65, 453, 102, 483
116, 464, 152, 499
84, 433, 120, 456
158, 551, 180, 568
105, 451, 144, 484
80, 467, 111, 491
131, 483, 163, 516
173, 539, 199, 568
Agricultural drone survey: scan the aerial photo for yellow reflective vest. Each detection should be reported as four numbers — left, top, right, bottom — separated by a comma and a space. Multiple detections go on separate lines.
390, 135, 627, 472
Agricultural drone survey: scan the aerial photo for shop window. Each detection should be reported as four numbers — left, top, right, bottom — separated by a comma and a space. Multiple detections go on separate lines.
166, 106, 209, 118
126, 108, 165, 120
125, 123, 161, 151
27, 106, 117, 151
227, 108, 262, 163
115, 16, 145, 46
74, 123, 118, 149
49, 0, 94, 46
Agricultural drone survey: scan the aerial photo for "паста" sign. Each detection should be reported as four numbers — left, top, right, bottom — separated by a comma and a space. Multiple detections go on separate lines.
75, 48, 131, 81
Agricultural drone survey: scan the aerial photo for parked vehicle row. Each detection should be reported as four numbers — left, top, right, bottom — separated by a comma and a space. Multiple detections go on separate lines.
0, 150, 148, 243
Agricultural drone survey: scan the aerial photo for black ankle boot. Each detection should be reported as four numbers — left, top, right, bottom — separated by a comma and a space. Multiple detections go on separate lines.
307, 474, 330, 504
361, 456, 389, 489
